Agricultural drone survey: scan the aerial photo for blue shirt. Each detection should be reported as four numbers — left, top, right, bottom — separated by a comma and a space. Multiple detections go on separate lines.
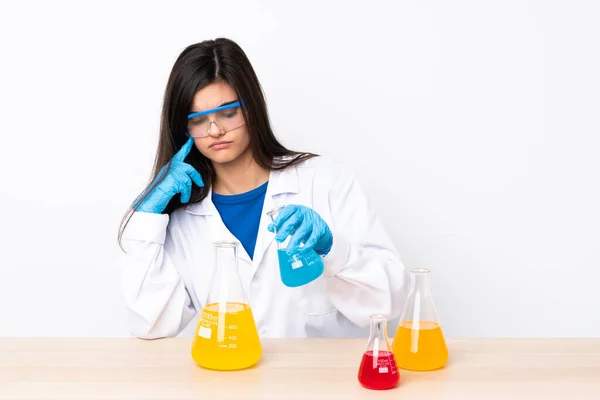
212, 181, 269, 260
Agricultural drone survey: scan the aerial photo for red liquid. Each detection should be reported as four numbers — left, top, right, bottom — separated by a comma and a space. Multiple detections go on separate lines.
357, 350, 400, 390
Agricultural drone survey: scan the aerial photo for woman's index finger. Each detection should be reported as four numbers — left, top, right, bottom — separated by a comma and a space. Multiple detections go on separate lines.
173, 137, 195, 162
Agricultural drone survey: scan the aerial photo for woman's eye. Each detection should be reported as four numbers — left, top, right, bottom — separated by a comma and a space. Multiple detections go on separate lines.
221, 109, 238, 118
189, 117, 206, 125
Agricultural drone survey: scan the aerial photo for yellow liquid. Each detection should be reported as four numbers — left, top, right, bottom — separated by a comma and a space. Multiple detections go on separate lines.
191, 302, 262, 370
392, 320, 448, 371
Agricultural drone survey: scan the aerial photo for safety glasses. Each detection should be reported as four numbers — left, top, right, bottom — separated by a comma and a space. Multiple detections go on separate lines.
187, 101, 246, 138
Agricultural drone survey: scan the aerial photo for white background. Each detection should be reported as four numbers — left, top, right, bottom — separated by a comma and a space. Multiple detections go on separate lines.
0, 0, 598, 338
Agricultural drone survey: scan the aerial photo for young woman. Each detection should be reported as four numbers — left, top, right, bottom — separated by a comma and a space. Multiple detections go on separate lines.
118, 38, 407, 339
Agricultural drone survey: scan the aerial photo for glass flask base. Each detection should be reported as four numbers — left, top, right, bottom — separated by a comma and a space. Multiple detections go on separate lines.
191, 302, 262, 371
277, 249, 324, 287
392, 320, 448, 371
357, 350, 400, 390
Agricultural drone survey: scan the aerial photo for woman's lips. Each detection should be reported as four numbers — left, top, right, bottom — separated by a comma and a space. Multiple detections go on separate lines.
210, 141, 232, 149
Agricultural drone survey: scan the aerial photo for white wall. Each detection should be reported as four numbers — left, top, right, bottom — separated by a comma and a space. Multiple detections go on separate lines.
0, 0, 598, 338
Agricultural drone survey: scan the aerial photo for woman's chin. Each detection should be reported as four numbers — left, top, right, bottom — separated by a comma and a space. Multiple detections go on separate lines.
207, 149, 242, 165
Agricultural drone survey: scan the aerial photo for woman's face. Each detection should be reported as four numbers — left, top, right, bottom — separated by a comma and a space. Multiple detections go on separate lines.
188, 81, 251, 165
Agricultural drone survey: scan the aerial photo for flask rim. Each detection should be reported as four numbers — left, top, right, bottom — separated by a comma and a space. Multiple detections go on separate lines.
410, 268, 430, 274
266, 205, 286, 217
368, 314, 388, 321
213, 240, 240, 248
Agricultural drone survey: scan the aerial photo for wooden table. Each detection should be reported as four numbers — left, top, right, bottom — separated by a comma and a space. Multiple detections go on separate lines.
1, 338, 599, 399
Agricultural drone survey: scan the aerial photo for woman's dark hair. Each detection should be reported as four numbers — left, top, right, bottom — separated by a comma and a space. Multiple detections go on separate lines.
118, 38, 316, 248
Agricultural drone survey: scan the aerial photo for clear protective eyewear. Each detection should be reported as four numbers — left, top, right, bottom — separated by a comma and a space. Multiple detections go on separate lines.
187, 100, 246, 138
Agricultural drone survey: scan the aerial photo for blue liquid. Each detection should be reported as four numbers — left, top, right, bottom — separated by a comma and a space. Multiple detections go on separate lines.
277, 249, 324, 287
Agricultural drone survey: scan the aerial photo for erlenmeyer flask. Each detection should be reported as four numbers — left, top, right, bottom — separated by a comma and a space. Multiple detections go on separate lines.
191, 240, 262, 370
266, 205, 324, 287
357, 314, 400, 390
392, 268, 448, 371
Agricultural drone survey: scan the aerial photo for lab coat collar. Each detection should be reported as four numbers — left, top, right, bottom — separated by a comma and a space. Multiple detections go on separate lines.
182, 159, 299, 278
183, 159, 299, 216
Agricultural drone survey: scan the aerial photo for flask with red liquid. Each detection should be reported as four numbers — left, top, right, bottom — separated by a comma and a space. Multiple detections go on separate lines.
357, 314, 400, 390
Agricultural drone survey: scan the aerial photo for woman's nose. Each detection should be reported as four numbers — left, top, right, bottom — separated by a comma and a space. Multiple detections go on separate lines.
207, 120, 224, 137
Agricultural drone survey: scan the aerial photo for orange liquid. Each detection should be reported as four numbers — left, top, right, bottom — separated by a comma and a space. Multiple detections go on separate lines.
392, 321, 448, 371
191, 302, 262, 370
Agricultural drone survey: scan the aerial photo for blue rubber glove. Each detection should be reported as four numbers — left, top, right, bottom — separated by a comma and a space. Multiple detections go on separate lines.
136, 137, 204, 214
268, 205, 333, 256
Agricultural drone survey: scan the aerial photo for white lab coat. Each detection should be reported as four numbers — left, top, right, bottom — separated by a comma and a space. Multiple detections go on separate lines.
119, 156, 407, 339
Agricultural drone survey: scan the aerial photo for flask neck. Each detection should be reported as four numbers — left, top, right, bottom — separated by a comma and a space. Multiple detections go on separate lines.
399, 268, 440, 324
409, 269, 432, 296
371, 317, 388, 340
366, 314, 391, 352
208, 241, 247, 306
266, 205, 285, 227
215, 243, 239, 274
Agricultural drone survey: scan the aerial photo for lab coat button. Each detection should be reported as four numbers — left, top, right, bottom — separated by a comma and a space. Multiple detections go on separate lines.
260, 328, 268, 337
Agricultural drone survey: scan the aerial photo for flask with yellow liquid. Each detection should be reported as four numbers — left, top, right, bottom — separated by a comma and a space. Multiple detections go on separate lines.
191, 240, 262, 370
392, 268, 448, 371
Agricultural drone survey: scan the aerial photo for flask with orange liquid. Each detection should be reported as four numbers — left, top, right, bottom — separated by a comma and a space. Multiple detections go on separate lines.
191, 240, 262, 370
392, 268, 448, 371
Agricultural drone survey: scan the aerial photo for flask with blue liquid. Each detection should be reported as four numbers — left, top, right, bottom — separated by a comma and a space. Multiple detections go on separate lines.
267, 205, 324, 287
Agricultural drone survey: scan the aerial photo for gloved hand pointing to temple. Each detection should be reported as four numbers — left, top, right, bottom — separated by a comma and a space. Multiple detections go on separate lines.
136, 137, 204, 214
268, 205, 334, 256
